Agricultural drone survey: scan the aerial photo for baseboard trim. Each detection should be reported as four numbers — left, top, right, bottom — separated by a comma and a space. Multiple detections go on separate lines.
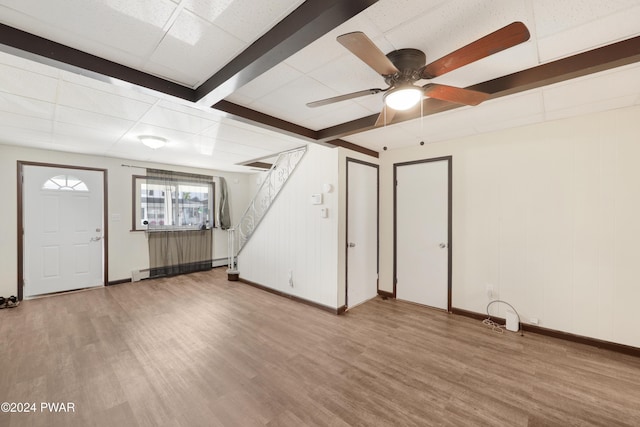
337, 305, 347, 315
377, 290, 394, 299
211, 258, 228, 268
238, 277, 343, 315
107, 278, 132, 286
451, 307, 640, 358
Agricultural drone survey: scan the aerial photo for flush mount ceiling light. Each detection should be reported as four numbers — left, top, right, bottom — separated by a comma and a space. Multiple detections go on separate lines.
383, 85, 423, 111
138, 135, 167, 149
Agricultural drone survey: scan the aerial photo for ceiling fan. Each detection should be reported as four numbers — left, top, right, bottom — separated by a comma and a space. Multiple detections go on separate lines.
306, 22, 530, 126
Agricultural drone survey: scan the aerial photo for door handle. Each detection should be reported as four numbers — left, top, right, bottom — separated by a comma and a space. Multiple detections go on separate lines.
90, 236, 103, 242
348, 242, 356, 248
439, 243, 447, 249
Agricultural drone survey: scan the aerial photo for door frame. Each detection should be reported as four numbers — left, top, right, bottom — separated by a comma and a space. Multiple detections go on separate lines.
17, 161, 109, 301
345, 157, 379, 308
393, 156, 452, 311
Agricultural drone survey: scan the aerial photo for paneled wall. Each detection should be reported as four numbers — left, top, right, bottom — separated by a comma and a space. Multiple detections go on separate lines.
379, 105, 640, 348
0, 144, 252, 298
239, 144, 340, 309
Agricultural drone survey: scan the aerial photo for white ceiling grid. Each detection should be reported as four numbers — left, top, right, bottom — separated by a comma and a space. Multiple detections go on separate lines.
0, 0, 638, 170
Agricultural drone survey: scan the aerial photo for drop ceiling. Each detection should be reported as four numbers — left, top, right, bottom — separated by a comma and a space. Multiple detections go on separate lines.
0, 0, 638, 171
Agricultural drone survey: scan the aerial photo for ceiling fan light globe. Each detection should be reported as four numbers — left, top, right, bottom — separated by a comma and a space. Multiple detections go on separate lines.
384, 86, 423, 111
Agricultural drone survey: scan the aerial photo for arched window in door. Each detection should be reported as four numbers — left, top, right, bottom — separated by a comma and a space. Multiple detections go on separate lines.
42, 175, 89, 191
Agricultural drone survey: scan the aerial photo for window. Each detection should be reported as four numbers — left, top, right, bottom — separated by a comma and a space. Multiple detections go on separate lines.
133, 173, 214, 231
42, 174, 89, 191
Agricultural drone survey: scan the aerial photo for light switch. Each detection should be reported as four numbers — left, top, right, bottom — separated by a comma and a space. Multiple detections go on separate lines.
320, 208, 328, 218
311, 193, 323, 205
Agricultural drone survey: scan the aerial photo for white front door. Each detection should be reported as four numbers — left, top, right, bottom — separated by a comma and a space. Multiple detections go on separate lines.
23, 165, 104, 297
346, 159, 378, 308
395, 158, 450, 310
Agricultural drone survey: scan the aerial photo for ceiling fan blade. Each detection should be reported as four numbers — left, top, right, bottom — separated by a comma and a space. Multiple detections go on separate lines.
375, 106, 397, 127
306, 88, 385, 108
423, 83, 489, 106
337, 32, 399, 76
422, 21, 530, 79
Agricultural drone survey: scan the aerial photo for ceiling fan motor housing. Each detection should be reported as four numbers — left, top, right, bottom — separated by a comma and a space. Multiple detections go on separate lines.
385, 48, 426, 85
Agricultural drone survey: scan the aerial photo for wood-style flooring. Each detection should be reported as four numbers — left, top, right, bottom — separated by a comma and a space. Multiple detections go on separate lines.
1, 267, 639, 426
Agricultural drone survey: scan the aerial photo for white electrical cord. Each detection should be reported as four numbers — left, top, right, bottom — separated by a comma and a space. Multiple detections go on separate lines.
483, 300, 523, 336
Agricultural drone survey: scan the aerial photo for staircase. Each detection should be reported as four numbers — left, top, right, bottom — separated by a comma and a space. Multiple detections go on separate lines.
227, 146, 307, 277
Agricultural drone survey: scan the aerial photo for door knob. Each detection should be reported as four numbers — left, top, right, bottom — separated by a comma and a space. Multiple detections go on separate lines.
439, 243, 447, 249
348, 242, 356, 248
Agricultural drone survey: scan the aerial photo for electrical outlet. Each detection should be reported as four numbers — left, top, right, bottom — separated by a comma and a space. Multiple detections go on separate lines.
530, 317, 539, 325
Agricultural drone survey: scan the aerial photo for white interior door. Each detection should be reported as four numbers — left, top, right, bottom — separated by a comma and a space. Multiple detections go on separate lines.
23, 166, 104, 297
395, 159, 449, 310
347, 160, 378, 308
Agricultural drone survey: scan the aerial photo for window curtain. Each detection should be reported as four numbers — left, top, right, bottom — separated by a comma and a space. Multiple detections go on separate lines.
218, 176, 231, 230
145, 169, 213, 278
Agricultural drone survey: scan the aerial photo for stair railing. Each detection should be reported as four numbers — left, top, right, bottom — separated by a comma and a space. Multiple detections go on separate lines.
227, 145, 307, 276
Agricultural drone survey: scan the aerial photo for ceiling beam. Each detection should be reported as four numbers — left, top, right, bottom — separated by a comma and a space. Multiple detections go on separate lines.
314, 35, 640, 141
213, 100, 379, 158
0, 23, 195, 101
194, 0, 379, 107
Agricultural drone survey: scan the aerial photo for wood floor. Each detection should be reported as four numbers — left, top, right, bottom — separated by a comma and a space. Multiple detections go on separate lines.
1, 268, 639, 427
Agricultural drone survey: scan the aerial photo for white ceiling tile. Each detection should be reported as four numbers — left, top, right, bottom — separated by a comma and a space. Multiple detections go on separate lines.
156, 99, 223, 122
50, 123, 123, 152
185, 0, 305, 43
140, 61, 201, 88
0, 110, 53, 133
0, 0, 176, 58
284, 13, 386, 74
354, 93, 387, 114
0, 62, 59, 102
224, 91, 254, 106
532, 0, 640, 38
61, 70, 161, 104
0, 92, 55, 120
0, 50, 60, 78
248, 75, 340, 121
536, 5, 640, 62
149, 9, 245, 86
296, 102, 373, 131
140, 104, 219, 134
307, 51, 386, 95
543, 63, 640, 112
231, 62, 304, 102
0, 126, 53, 146
57, 80, 153, 120
363, 0, 449, 33
55, 106, 134, 137
211, 139, 273, 157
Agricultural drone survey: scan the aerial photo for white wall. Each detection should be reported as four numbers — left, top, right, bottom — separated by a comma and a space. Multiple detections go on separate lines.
378, 105, 640, 348
238, 144, 340, 309
0, 144, 252, 298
